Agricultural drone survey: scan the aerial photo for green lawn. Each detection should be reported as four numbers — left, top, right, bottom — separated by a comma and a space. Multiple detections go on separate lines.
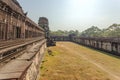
40, 42, 120, 80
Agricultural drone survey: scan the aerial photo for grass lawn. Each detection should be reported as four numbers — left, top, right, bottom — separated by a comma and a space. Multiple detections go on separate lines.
39, 42, 120, 80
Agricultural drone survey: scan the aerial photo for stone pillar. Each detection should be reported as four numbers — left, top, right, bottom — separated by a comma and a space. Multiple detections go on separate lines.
111, 42, 113, 52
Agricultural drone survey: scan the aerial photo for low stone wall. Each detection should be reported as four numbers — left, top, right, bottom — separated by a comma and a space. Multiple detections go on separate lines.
0, 40, 46, 80
25, 41, 46, 80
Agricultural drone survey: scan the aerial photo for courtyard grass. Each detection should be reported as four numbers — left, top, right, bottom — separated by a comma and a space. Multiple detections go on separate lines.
40, 42, 120, 80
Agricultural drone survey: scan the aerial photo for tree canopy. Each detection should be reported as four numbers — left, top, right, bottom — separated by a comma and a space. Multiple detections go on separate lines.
50, 23, 120, 37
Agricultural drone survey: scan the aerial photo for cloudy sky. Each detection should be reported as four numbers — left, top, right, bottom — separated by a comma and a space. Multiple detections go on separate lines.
18, 0, 120, 31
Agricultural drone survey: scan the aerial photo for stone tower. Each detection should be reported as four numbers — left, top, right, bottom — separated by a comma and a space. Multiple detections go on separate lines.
38, 17, 49, 38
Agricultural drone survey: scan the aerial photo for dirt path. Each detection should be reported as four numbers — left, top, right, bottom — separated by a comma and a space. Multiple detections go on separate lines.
40, 42, 120, 80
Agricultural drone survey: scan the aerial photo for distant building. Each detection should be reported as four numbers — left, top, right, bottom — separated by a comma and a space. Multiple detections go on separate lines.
38, 17, 49, 38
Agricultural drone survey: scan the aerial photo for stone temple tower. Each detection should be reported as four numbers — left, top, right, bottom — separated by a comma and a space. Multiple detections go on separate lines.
38, 17, 49, 38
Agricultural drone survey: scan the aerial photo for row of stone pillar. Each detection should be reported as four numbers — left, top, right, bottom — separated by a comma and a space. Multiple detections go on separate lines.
51, 36, 120, 55
73, 38, 120, 55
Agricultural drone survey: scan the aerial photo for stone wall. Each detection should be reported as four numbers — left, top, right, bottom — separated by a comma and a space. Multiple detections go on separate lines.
0, 40, 46, 80
51, 36, 120, 56
0, 0, 44, 40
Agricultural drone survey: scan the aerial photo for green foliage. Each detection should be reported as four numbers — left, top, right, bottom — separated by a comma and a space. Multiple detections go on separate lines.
100, 24, 120, 37
50, 23, 120, 37
80, 26, 101, 37
50, 30, 80, 36
80, 24, 120, 37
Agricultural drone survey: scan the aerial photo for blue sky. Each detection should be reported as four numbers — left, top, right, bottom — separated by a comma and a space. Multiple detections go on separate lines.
18, 0, 120, 31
